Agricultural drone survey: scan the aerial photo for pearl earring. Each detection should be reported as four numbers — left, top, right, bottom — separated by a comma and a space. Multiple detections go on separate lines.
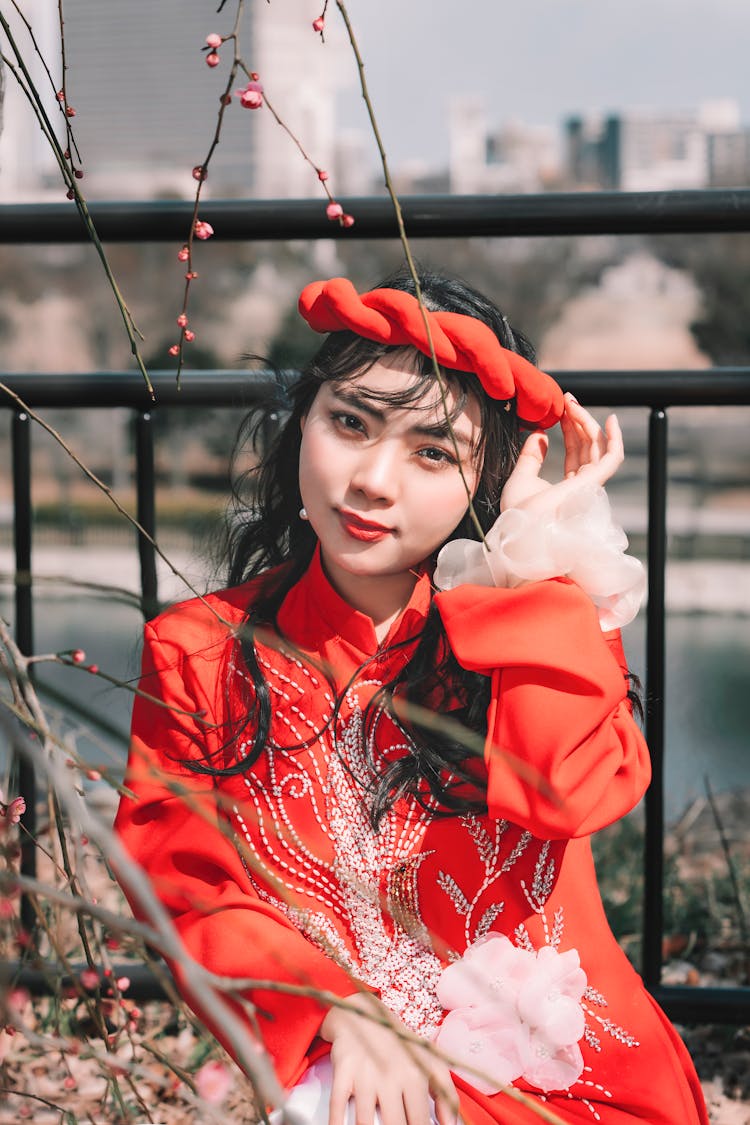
299, 507, 309, 520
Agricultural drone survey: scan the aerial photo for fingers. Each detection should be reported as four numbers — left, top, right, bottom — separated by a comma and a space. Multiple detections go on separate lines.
561, 394, 623, 486
500, 430, 550, 512
515, 430, 549, 478
429, 1068, 459, 1125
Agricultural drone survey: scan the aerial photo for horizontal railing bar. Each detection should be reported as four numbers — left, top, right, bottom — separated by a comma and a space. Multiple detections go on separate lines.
4, 189, 750, 244
1, 369, 750, 410
7, 962, 748, 1023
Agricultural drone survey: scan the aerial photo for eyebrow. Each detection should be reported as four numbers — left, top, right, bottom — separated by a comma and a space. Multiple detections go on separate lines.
330, 387, 473, 450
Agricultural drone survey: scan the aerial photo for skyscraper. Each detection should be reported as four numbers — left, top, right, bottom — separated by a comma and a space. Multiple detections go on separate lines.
1, 0, 354, 200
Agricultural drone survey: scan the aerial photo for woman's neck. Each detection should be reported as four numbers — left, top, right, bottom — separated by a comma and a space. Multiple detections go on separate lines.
319, 553, 419, 643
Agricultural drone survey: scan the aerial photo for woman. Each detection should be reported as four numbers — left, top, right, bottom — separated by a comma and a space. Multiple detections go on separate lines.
115, 268, 707, 1125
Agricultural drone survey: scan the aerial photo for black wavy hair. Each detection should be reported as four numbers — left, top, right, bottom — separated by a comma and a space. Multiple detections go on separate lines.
188, 266, 538, 827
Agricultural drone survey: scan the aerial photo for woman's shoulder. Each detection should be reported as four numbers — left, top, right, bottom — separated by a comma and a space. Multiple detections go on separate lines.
145, 567, 286, 651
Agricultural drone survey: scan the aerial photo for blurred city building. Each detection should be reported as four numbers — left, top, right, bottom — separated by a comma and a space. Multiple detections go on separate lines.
448, 96, 560, 194
565, 100, 750, 191
0, 0, 359, 200
2, 7, 750, 201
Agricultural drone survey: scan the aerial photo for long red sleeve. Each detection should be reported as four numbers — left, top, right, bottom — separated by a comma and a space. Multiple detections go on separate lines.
114, 613, 359, 1086
434, 577, 651, 839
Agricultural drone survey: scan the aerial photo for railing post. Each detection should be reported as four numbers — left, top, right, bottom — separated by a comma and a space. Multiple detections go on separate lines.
134, 410, 159, 621
643, 407, 668, 991
11, 409, 38, 936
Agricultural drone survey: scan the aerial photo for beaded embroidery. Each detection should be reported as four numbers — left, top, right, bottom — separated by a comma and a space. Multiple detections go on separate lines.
227, 646, 638, 1088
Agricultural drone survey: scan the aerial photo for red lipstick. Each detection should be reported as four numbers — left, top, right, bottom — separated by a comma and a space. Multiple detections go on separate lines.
338, 510, 392, 542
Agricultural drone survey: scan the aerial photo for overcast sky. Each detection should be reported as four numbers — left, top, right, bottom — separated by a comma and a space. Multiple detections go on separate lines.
338, 0, 750, 168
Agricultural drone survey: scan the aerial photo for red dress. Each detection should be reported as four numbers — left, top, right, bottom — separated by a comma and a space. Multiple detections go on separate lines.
115, 550, 707, 1124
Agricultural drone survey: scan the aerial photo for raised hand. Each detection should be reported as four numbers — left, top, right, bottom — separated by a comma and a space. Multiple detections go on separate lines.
319, 992, 458, 1125
500, 393, 624, 516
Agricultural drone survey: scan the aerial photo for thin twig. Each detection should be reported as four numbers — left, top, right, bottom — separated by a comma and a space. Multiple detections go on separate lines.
334, 0, 486, 541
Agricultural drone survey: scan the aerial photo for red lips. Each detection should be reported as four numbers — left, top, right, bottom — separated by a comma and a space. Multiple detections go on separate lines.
338, 510, 393, 542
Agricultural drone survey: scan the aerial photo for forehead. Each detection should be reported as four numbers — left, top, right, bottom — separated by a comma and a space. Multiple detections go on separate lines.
327, 358, 482, 428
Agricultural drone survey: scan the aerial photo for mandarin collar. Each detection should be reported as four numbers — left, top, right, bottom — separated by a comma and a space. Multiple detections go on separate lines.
277, 544, 433, 662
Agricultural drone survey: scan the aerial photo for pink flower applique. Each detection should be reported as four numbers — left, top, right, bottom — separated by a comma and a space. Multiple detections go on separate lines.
433, 932, 587, 1095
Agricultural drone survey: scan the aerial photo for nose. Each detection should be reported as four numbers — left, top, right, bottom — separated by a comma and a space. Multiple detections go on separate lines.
349, 439, 398, 504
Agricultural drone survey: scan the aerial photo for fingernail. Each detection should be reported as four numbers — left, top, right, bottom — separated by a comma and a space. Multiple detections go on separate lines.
566, 392, 578, 404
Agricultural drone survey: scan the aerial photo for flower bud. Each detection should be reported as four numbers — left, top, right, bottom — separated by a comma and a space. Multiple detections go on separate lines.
206, 52, 220, 68
65, 106, 76, 117
326, 201, 343, 221
80, 968, 99, 990
236, 81, 263, 110
312, 16, 325, 32
168, 344, 180, 357
318, 169, 329, 182
205, 33, 222, 48
341, 213, 355, 228
192, 165, 207, 181
177, 246, 190, 262
184, 329, 196, 342
177, 313, 189, 327
194, 219, 214, 240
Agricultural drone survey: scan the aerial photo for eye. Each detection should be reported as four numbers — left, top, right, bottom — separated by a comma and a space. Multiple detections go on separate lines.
417, 445, 457, 467
331, 411, 366, 434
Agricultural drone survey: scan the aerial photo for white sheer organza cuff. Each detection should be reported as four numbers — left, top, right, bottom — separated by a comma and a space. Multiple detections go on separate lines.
434, 485, 646, 631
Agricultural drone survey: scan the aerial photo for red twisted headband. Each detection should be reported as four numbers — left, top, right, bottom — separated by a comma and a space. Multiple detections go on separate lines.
298, 277, 564, 429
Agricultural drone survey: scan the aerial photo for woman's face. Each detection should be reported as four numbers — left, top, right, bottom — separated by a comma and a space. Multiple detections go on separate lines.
299, 355, 482, 616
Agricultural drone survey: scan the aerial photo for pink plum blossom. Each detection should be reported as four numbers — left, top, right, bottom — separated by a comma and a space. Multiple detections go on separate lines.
0, 796, 26, 826
195, 1060, 233, 1105
79, 968, 99, 990
236, 81, 263, 109
205, 33, 222, 48
194, 220, 214, 240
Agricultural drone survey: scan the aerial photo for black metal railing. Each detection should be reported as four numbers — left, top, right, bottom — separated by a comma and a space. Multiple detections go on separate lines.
3, 190, 750, 1025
